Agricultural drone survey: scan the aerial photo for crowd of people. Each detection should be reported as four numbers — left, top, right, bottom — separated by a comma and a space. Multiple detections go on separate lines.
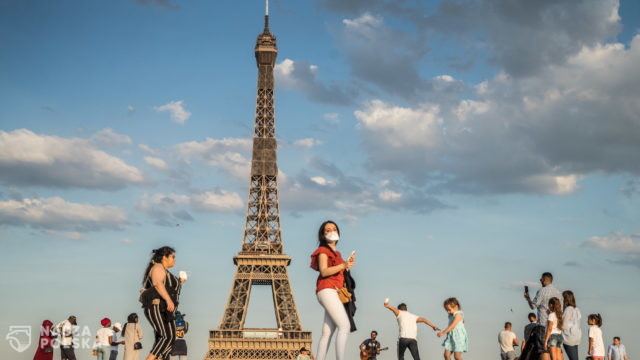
33, 246, 188, 360
497, 272, 631, 360
31, 224, 631, 360
310, 220, 469, 360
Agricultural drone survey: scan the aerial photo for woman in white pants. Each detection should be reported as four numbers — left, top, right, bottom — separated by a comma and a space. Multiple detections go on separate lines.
310, 220, 356, 360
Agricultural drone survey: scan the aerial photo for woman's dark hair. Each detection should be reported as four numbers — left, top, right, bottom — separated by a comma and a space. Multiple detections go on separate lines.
562, 290, 577, 309
588, 313, 603, 327
317, 220, 340, 247
121, 313, 138, 337
142, 246, 175, 285
127, 313, 138, 323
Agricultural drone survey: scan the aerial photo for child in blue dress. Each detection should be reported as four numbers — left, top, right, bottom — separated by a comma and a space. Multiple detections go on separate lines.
437, 297, 468, 360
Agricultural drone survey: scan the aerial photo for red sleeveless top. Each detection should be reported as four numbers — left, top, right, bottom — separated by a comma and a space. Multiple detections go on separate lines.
310, 246, 345, 293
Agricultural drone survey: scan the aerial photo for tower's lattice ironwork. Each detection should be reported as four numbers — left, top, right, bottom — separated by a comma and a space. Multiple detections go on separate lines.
205, 7, 311, 360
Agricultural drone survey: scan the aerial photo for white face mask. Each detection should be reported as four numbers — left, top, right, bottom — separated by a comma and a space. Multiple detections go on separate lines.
325, 231, 340, 242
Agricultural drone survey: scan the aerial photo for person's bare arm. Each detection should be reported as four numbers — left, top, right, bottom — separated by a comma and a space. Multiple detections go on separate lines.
513, 336, 520, 347
318, 253, 353, 277
437, 313, 462, 337
588, 337, 594, 355
383, 302, 400, 316
417, 317, 440, 331
524, 291, 535, 310
150, 264, 175, 311
543, 320, 553, 350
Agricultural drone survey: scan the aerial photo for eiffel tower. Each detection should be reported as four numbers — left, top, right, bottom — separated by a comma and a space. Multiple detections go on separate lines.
205, 3, 311, 360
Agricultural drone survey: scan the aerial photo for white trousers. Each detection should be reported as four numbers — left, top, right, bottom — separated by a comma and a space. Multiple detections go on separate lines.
316, 288, 350, 360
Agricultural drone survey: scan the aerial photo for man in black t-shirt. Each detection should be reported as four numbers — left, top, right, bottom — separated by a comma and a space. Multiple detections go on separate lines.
360, 331, 381, 360
521, 313, 537, 354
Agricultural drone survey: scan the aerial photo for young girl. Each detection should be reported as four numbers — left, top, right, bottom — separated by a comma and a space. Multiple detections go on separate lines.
587, 314, 605, 359
543, 297, 563, 360
437, 297, 468, 360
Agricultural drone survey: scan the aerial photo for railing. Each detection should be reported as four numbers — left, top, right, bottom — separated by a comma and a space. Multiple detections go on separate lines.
210, 329, 311, 340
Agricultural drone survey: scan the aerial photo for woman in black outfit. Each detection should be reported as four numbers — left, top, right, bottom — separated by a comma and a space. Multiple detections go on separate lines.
141, 247, 184, 360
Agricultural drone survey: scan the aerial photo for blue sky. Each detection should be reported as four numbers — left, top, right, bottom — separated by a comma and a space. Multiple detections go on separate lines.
1, 0, 639, 359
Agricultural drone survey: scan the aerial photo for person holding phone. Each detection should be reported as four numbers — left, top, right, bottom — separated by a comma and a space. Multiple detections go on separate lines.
524, 273, 562, 328
310, 220, 355, 360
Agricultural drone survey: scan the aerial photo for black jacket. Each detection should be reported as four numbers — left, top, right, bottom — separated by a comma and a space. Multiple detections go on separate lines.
343, 270, 357, 332
520, 324, 546, 360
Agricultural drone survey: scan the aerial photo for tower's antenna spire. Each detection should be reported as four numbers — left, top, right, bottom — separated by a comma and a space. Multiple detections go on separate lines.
264, 0, 270, 32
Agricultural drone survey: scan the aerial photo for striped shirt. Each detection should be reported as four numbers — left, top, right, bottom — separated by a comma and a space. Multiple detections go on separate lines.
532, 284, 562, 326
608, 344, 627, 360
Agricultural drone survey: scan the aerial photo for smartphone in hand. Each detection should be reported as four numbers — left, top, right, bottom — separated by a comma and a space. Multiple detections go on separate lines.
524, 285, 529, 294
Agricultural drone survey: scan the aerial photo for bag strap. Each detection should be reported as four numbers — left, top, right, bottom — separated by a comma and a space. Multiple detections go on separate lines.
144, 262, 169, 288
142, 270, 151, 289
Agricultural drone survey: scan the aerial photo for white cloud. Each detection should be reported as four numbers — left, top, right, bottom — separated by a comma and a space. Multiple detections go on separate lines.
274, 59, 355, 105
144, 156, 169, 171
355, 36, 640, 195
0, 197, 127, 231
120, 238, 134, 244
138, 144, 157, 155
190, 190, 244, 213
355, 100, 442, 148
310, 176, 333, 186
378, 189, 403, 201
583, 231, 640, 267
136, 190, 243, 226
584, 232, 640, 254
154, 100, 191, 125
275, 59, 295, 83
294, 138, 323, 148
279, 157, 447, 215
342, 12, 383, 38
176, 137, 252, 180
44, 230, 85, 241
0, 129, 145, 189
90, 128, 132, 147
323, 113, 341, 124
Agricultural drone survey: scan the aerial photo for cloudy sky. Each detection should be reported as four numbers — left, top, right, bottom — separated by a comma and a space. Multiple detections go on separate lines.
1, 0, 639, 358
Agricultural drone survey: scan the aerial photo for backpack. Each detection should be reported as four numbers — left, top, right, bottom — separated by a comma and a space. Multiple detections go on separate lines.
562, 307, 582, 345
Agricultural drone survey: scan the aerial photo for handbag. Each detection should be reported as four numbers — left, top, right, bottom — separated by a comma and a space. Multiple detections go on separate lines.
336, 287, 352, 303
133, 324, 143, 350
139, 271, 159, 308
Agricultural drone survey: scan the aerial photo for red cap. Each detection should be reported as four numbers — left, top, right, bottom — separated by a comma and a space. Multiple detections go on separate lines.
100, 318, 111, 327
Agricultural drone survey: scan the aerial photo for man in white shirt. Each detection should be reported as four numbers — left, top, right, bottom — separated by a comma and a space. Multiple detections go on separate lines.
110, 322, 124, 360
384, 301, 440, 360
498, 322, 519, 360
524, 272, 562, 326
56, 315, 77, 360
608, 337, 629, 360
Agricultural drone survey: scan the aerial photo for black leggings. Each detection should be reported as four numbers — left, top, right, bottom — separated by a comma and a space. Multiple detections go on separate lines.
398, 338, 420, 360
144, 304, 176, 358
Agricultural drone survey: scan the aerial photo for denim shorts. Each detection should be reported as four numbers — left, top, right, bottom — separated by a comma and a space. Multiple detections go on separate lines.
547, 334, 563, 348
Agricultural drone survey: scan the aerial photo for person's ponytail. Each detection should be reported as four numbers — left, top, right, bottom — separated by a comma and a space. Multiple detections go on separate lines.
141, 246, 175, 285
